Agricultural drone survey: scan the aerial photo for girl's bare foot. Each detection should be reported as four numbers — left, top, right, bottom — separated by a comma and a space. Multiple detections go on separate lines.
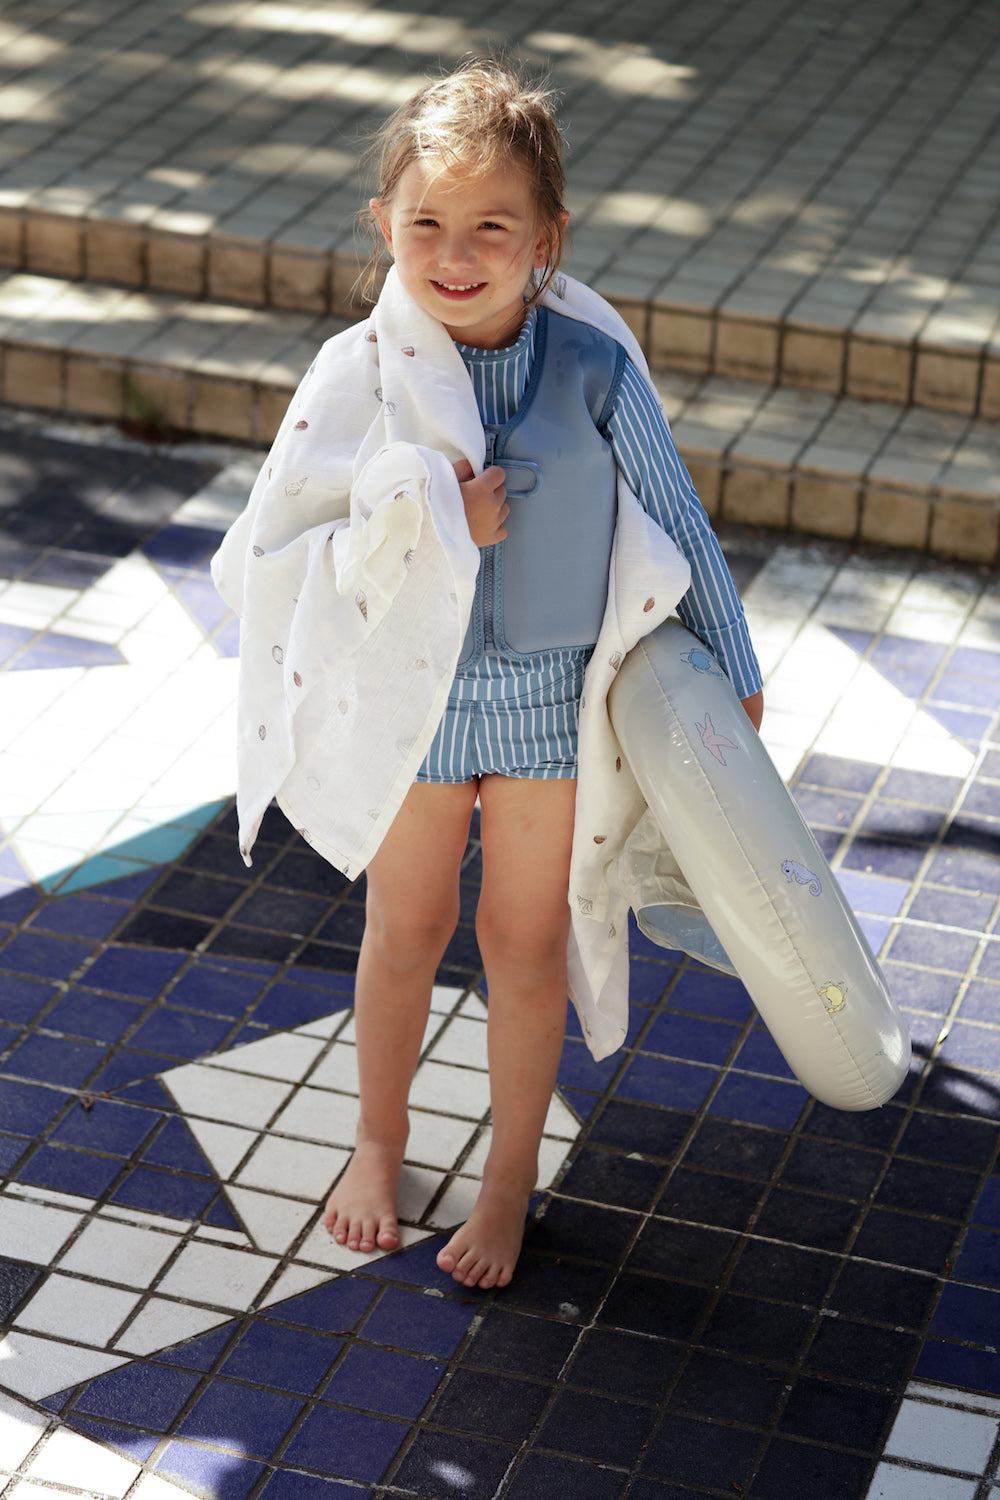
436, 1174, 534, 1289
323, 1138, 406, 1253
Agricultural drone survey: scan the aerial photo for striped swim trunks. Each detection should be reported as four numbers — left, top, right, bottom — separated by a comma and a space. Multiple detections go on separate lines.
415, 651, 591, 783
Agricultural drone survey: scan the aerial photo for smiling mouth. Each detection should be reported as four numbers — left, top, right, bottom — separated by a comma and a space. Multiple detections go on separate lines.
430, 280, 486, 298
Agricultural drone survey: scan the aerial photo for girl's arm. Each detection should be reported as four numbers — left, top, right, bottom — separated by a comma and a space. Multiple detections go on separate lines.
605, 358, 764, 726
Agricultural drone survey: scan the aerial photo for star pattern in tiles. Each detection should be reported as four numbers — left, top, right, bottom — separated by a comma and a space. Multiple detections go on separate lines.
0, 982, 581, 1419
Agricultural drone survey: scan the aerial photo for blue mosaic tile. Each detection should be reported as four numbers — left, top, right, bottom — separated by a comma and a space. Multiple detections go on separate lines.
2, 1032, 104, 1086
537, 1387, 655, 1468
973, 1176, 1000, 1226
0, 1078, 69, 1134
828, 1260, 935, 1328
882, 767, 964, 807
92, 868, 163, 900
909, 885, 995, 929
733, 1025, 798, 1080
837, 870, 908, 916
177, 576, 232, 632
884, 963, 960, 1012
557, 1039, 621, 1092
640, 1011, 739, 1065
978, 943, 1000, 982
598, 1271, 707, 1341
857, 914, 892, 953
143, 1116, 218, 1174
955, 1227, 1000, 1286
260, 1475, 367, 1499
752, 1436, 872, 1497
43, 991, 143, 1043
323, 1343, 445, 1419
629, 958, 679, 1004
72, 1358, 201, 1429
281, 1403, 407, 1481
221, 1320, 342, 1394
251, 983, 342, 1029
709, 1072, 807, 1129
665, 968, 753, 1021
640, 1411, 758, 1490
505, 1453, 626, 1500
116, 1077, 177, 1108
110, 1165, 217, 1221
0, 931, 94, 980
0, 1135, 28, 1172
842, 838, 926, 881
920, 1066, 1000, 1120
888, 925, 981, 972
670, 1350, 785, 1426
85, 1049, 177, 1092
559, 1145, 665, 1212
169, 962, 269, 1018
360, 1284, 477, 1357
0, 882, 44, 925
939, 1023, 1000, 1073
12, 635, 123, 670
617, 1055, 715, 1111
792, 785, 863, 828
204, 1195, 242, 1230
271, 1274, 379, 1332
178, 1377, 302, 1458
16, 1143, 122, 1196
916, 1340, 1000, 1396
143, 523, 222, 569
588, 1100, 691, 1160
213, 617, 240, 656
0, 974, 57, 1024
0, 1257, 45, 1322
127, 1007, 233, 1059
929, 706, 994, 739
155, 1440, 266, 1498
565, 1326, 681, 1403
930, 1281, 1000, 1343
82, 946, 187, 998
28, 895, 128, 940
391, 1429, 515, 1500
778, 1374, 894, 1451
159, 1323, 240, 1370
560, 1086, 601, 1119
797, 754, 880, 794
861, 801, 945, 841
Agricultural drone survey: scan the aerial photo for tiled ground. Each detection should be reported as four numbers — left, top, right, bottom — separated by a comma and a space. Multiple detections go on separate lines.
0, 414, 999, 1498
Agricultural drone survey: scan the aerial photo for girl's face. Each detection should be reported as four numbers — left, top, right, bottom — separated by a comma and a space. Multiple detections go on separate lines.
372, 156, 566, 349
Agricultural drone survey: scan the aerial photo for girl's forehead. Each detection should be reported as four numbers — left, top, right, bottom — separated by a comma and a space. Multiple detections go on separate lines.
395, 156, 534, 213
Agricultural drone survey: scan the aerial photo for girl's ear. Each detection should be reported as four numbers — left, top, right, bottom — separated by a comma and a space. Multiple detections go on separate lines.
370, 197, 393, 252
533, 209, 570, 266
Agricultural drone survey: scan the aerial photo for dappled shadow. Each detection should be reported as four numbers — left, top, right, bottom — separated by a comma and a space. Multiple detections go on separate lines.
0, 0, 998, 328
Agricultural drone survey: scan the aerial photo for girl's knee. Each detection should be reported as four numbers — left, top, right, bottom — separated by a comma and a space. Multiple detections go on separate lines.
475, 901, 569, 973
366, 898, 460, 968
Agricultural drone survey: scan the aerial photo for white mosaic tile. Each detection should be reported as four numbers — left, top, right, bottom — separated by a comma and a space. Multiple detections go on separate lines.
225, 1187, 316, 1255
409, 1060, 491, 1119
155, 1241, 278, 1309
884, 1398, 999, 1473
13, 1276, 139, 1345
235, 1135, 349, 1200
867, 1463, 978, 1499
304, 1043, 360, 1092
0, 1200, 82, 1266
113, 1299, 232, 1357
202, 1031, 324, 1082
26, 1427, 140, 1496
0, 1331, 126, 1400
59, 1219, 180, 1285
396, 1165, 448, 1223
405, 1109, 478, 1170
270, 1084, 358, 1147
164, 1062, 293, 1128
0, 1393, 48, 1469
427, 1016, 489, 1069
177, 1118, 257, 1179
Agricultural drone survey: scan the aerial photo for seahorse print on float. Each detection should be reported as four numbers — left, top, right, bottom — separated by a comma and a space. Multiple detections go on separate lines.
781, 859, 822, 896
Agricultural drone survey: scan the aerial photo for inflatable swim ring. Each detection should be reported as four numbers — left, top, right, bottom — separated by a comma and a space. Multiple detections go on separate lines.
609, 618, 911, 1111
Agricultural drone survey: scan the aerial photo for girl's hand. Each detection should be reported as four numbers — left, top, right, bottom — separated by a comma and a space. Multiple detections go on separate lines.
741, 690, 764, 732
453, 459, 509, 547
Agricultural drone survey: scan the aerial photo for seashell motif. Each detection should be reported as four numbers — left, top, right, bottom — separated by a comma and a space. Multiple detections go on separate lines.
267, 467, 272, 479
609, 651, 622, 670
366, 330, 377, 342
643, 596, 655, 612
296, 828, 310, 842
307, 775, 320, 791
293, 671, 302, 687
384, 401, 396, 416
368, 808, 379, 820
412, 658, 428, 670
576, 894, 594, 915
338, 699, 348, 713
609, 922, 616, 939
271, 645, 284, 664
258, 724, 266, 740
374, 386, 383, 400
252, 544, 264, 557
593, 834, 606, 844
401, 345, 415, 357
554, 274, 567, 299
355, 591, 368, 621
397, 735, 416, 753
403, 548, 416, 568
284, 476, 307, 496
615, 756, 622, 772
293, 419, 308, 430
449, 591, 457, 603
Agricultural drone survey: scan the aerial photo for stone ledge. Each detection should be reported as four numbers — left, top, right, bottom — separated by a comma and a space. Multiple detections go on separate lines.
1, 210, 998, 419
0, 270, 996, 564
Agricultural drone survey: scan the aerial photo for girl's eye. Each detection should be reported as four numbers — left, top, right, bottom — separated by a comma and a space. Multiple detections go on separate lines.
413, 218, 437, 227
481, 222, 505, 231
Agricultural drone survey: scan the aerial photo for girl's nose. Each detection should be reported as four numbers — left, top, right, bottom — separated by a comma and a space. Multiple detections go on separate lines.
439, 235, 476, 270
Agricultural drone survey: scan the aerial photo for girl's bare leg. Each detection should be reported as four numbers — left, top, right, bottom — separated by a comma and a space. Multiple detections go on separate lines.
323, 777, 479, 1253
437, 774, 576, 1289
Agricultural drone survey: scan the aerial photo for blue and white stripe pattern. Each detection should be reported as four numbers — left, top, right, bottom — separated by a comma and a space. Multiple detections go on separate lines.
415, 303, 761, 783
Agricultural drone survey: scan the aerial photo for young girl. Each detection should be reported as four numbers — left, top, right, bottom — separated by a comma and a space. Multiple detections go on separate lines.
216, 57, 763, 1294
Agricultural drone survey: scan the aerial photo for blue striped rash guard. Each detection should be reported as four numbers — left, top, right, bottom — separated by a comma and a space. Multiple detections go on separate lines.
452, 303, 762, 700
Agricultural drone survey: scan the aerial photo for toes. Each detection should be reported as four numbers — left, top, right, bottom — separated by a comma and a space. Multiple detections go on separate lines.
359, 1216, 377, 1251
496, 1265, 514, 1288
377, 1215, 399, 1249
463, 1258, 488, 1287
436, 1246, 457, 1272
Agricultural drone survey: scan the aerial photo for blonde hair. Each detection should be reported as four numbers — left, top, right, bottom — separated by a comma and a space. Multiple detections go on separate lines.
353, 55, 567, 309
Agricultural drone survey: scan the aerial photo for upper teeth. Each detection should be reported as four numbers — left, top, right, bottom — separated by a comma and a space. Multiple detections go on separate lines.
439, 281, 480, 290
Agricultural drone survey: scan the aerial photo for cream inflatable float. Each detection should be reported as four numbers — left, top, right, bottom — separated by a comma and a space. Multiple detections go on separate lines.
609, 619, 911, 1111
